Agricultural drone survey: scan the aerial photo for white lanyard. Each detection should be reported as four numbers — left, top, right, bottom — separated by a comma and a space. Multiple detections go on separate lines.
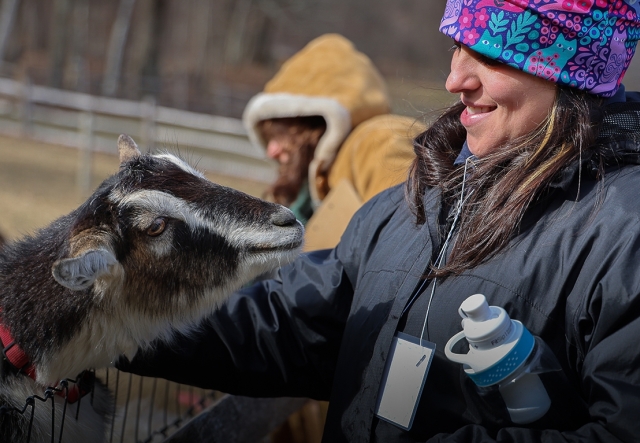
375, 157, 476, 430
418, 156, 475, 343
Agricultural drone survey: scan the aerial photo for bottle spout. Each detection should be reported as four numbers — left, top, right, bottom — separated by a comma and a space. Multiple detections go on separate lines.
459, 293, 492, 321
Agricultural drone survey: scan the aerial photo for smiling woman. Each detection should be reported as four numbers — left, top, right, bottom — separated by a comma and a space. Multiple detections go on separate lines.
445, 44, 557, 157
407, 0, 638, 277
118, 2, 640, 442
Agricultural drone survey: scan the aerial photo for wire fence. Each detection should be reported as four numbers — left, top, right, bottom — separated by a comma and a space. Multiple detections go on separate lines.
0, 368, 219, 443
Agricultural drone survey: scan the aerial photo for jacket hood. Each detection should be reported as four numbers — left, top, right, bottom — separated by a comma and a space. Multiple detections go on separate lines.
597, 100, 640, 163
550, 99, 640, 193
243, 34, 390, 198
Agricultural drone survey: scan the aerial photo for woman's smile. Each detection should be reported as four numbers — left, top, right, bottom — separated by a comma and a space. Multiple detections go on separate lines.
464, 104, 496, 115
446, 44, 557, 157
459, 102, 497, 128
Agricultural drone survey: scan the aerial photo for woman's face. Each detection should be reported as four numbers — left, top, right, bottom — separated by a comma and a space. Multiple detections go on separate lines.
260, 117, 326, 166
445, 44, 557, 157
266, 138, 290, 164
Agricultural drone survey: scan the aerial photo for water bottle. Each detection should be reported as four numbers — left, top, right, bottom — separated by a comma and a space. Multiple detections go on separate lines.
444, 294, 551, 424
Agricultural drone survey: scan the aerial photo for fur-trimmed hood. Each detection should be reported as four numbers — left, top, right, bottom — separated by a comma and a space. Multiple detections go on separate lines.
243, 34, 391, 205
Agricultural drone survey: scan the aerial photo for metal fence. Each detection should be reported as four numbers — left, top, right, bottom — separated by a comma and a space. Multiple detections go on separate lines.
0, 368, 308, 443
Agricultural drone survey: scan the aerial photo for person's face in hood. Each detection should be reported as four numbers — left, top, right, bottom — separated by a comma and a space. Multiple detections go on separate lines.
445, 44, 557, 157
266, 138, 291, 164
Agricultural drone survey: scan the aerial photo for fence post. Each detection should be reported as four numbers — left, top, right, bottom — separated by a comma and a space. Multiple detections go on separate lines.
19, 76, 33, 137
77, 110, 94, 195
141, 95, 156, 151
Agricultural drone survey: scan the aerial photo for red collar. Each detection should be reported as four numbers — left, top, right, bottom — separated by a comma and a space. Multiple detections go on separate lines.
0, 312, 88, 403
0, 315, 36, 379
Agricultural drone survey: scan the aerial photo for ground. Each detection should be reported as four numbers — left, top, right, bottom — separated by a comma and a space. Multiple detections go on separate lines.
0, 134, 269, 241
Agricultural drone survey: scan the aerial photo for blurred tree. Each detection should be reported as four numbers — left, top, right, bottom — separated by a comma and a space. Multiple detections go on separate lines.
225, 0, 254, 66
0, 0, 20, 75
102, 0, 136, 96
137, 0, 165, 98
70, 0, 89, 92
49, 0, 71, 88
225, 0, 316, 66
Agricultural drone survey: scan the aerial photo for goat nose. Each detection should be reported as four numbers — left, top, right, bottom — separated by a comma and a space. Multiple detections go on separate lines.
271, 207, 297, 227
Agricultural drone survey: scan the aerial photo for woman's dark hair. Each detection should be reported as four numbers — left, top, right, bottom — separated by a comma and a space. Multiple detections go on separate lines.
257, 116, 327, 206
406, 86, 605, 278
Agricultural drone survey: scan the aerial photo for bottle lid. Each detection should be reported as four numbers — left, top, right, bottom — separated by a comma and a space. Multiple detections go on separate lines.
459, 293, 492, 321
460, 294, 512, 349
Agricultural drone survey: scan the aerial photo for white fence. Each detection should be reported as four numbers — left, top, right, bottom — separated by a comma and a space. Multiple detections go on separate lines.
0, 77, 276, 192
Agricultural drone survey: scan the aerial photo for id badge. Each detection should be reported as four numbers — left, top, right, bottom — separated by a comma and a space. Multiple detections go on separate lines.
374, 332, 435, 430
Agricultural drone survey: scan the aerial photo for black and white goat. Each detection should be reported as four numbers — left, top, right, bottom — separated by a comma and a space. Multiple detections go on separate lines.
0, 135, 304, 442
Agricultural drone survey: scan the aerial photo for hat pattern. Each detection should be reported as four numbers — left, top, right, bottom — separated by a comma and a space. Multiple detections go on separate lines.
440, 0, 640, 96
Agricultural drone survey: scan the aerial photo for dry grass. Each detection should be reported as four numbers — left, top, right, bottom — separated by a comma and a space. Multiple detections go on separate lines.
0, 135, 269, 241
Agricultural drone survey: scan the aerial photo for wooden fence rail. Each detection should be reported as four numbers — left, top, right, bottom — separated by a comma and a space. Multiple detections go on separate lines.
0, 77, 276, 194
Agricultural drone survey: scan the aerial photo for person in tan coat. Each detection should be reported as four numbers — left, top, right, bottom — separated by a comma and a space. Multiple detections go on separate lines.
243, 33, 424, 251
243, 33, 424, 443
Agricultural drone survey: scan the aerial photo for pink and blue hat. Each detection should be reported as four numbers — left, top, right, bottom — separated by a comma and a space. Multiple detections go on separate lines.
440, 0, 640, 97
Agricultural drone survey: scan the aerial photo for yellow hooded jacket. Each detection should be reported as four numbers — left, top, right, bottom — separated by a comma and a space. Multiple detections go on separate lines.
242, 34, 425, 249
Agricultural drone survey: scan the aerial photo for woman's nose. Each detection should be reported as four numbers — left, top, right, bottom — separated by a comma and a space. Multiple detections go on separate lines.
445, 46, 481, 94
266, 139, 283, 160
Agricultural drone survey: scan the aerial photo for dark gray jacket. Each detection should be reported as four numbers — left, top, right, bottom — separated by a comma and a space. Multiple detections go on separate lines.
120, 101, 640, 442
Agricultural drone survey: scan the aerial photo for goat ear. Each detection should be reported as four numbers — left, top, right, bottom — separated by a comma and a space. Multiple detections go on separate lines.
52, 249, 118, 290
118, 134, 141, 164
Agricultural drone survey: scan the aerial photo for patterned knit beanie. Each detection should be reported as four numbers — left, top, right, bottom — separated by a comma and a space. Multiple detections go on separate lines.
440, 0, 640, 97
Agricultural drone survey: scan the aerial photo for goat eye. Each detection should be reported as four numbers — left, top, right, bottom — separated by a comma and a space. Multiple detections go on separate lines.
146, 217, 166, 236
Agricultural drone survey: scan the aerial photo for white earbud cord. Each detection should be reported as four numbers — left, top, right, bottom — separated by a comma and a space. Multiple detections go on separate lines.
419, 156, 475, 344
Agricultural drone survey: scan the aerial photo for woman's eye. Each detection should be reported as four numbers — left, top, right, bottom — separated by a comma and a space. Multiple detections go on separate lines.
479, 54, 500, 67
146, 217, 167, 237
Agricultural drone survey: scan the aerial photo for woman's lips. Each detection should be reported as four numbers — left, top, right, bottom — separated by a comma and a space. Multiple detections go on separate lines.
460, 105, 497, 126
466, 105, 495, 115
